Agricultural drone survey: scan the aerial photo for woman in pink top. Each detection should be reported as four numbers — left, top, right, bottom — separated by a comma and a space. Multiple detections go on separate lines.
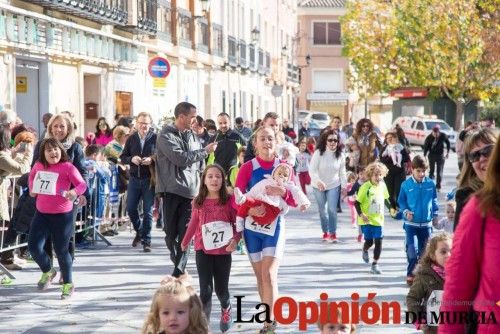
181, 164, 240, 333
94, 117, 113, 146
439, 140, 500, 334
28, 138, 87, 300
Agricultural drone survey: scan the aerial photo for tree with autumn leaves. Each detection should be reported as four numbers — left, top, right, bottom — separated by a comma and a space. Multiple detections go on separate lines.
342, 0, 499, 129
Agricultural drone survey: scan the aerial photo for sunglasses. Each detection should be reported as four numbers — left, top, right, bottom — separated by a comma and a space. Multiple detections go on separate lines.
362, 124, 370, 128
468, 144, 494, 163
327, 138, 338, 143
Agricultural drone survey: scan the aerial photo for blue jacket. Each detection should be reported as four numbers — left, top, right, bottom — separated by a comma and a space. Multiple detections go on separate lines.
398, 176, 438, 226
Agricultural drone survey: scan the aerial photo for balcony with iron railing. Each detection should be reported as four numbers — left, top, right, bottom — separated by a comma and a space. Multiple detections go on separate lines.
156, 0, 172, 42
239, 40, 247, 69
258, 48, 265, 74
196, 18, 209, 53
177, 8, 192, 48
287, 63, 299, 83
211, 23, 223, 57
265, 52, 271, 75
27, 0, 128, 26
135, 0, 157, 34
248, 44, 256, 71
228, 35, 238, 67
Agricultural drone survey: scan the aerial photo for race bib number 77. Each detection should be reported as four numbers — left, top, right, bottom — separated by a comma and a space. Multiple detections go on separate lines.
33, 171, 59, 195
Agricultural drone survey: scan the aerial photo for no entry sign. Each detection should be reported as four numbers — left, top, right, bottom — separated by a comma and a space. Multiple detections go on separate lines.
148, 57, 171, 78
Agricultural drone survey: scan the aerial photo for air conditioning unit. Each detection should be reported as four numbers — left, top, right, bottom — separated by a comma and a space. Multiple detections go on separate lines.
125, 0, 138, 27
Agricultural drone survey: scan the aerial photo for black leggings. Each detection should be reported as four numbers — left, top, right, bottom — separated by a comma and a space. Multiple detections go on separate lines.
196, 250, 232, 319
363, 238, 383, 262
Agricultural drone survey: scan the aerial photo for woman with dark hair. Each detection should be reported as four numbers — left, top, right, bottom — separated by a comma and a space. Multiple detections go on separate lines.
394, 124, 411, 152
380, 131, 410, 214
454, 128, 497, 231
94, 117, 113, 146
440, 139, 500, 334
190, 115, 211, 148
352, 118, 382, 168
310, 129, 347, 243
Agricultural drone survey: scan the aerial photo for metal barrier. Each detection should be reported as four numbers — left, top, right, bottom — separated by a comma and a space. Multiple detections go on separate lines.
0, 169, 131, 281
0, 175, 25, 280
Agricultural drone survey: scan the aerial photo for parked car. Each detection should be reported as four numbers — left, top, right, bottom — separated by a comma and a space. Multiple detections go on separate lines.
298, 110, 310, 124
393, 116, 456, 151
307, 119, 322, 139
304, 111, 331, 129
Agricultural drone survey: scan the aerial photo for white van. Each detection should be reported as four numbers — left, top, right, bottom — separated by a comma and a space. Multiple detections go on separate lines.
393, 116, 456, 151
304, 111, 331, 129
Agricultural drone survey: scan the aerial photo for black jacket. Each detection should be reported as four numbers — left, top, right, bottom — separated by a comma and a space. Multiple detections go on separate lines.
120, 130, 157, 179
453, 186, 475, 231
423, 132, 450, 157
209, 129, 245, 175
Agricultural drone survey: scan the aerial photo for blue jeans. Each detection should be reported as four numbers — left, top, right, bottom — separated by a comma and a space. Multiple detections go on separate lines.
313, 186, 340, 234
28, 210, 74, 283
404, 223, 432, 276
127, 176, 154, 245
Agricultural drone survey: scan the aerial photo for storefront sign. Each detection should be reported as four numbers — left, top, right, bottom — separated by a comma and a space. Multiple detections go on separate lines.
16, 76, 27, 93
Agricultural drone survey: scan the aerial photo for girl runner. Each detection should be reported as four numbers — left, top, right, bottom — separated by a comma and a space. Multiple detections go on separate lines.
28, 138, 87, 299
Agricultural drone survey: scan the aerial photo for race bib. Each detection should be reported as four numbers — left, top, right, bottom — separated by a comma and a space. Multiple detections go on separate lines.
368, 198, 383, 215
426, 290, 443, 327
201, 221, 234, 250
245, 218, 277, 236
32, 171, 59, 195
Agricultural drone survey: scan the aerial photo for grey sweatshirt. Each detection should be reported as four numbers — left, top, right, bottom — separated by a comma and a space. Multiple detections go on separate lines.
155, 124, 207, 199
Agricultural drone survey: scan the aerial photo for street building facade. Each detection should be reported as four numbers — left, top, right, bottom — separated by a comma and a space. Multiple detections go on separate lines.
0, 0, 299, 135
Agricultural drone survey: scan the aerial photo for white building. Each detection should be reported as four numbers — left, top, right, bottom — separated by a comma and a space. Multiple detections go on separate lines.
0, 0, 299, 136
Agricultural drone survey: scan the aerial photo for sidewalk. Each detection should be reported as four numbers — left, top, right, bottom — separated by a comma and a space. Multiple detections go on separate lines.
1, 153, 458, 333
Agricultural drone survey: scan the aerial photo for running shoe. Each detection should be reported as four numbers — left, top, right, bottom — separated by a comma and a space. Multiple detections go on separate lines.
362, 250, 369, 263
370, 263, 382, 274
322, 233, 329, 242
61, 283, 74, 300
132, 233, 141, 247
1, 276, 13, 285
37, 268, 57, 290
259, 320, 277, 334
220, 305, 232, 333
328, 233, 338, 243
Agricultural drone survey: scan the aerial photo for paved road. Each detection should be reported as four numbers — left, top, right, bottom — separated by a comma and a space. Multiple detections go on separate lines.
1, 152, 459, 333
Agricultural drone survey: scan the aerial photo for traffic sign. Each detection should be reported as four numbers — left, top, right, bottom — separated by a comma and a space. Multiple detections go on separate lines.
271, 85, 283, 97
148, 57, 171, 78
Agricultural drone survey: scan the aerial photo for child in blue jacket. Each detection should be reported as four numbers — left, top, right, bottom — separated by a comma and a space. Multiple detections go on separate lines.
398, 155, 439, 286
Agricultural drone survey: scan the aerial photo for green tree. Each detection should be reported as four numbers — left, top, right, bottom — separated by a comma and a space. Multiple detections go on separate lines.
342, 0, 500, 129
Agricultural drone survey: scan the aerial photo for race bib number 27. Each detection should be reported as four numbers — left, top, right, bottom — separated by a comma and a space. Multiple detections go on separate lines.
202, 221, 233, 250
33, 171, 59, 195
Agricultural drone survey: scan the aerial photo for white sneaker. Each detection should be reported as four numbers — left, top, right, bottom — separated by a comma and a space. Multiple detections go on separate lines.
13, 255, 27, 265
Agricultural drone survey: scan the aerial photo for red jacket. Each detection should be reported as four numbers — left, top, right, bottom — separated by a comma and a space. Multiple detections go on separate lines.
439, 196, 500, 333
